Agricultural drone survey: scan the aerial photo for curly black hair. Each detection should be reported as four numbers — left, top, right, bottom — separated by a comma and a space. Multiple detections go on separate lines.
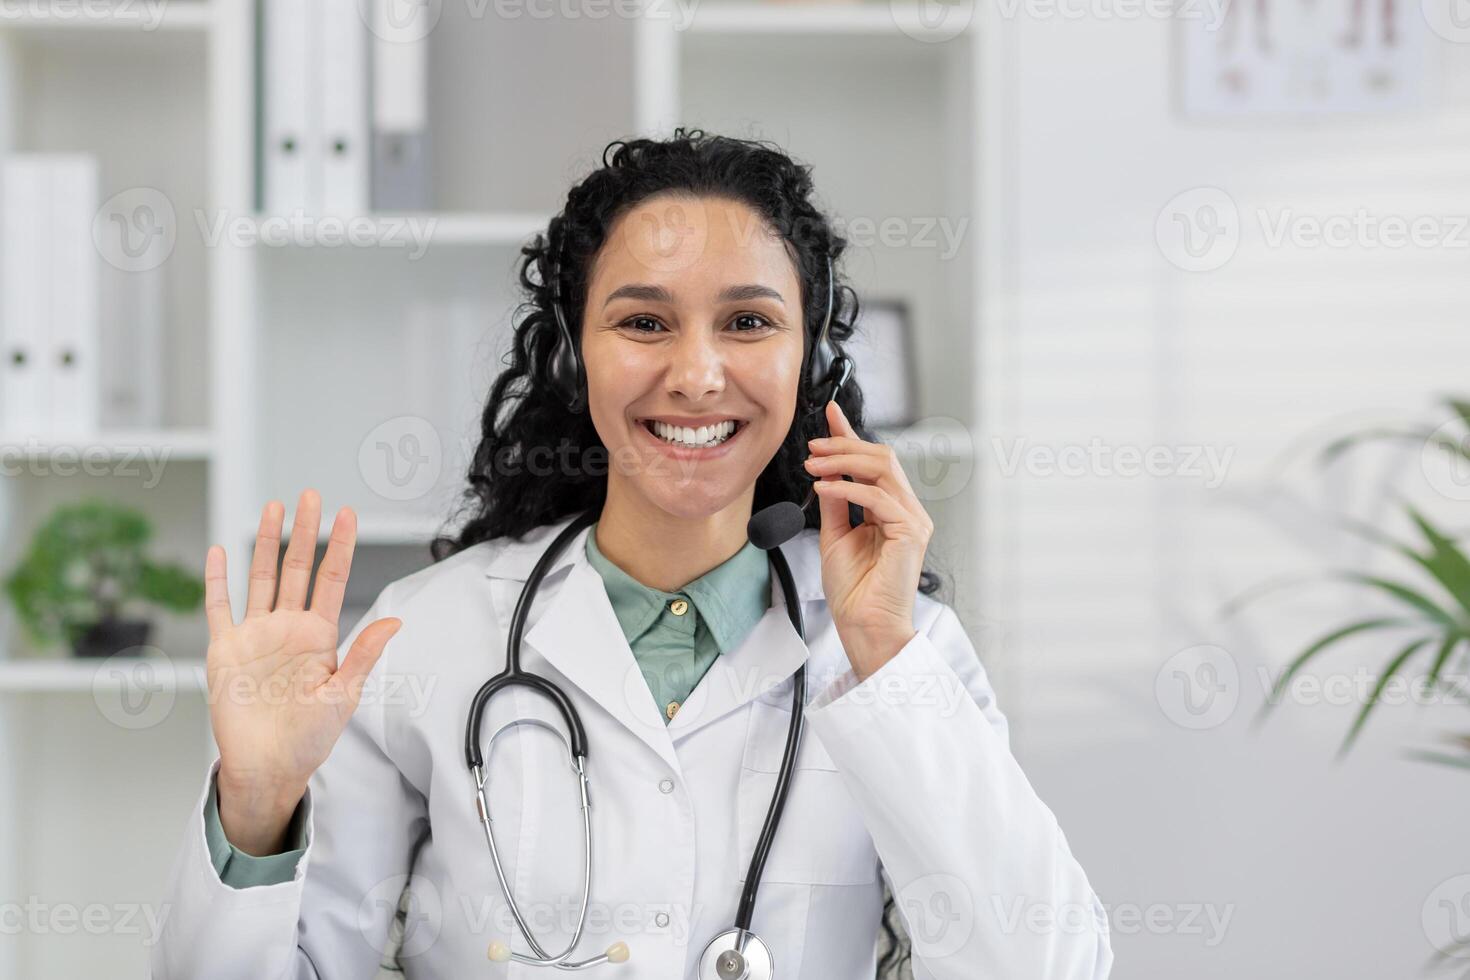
430, 128, 938, 978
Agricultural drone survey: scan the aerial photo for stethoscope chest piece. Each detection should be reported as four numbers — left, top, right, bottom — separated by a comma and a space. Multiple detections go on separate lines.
698, 928, 773, 980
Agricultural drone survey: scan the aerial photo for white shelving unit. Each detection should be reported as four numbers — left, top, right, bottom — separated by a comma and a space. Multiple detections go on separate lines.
0, 4, 987, 975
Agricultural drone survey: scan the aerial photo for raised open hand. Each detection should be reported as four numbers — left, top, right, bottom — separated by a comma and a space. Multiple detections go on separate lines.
203, 489, 402, 854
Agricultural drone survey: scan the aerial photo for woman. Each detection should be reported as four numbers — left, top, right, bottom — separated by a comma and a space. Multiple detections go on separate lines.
154, 130, 1112, 979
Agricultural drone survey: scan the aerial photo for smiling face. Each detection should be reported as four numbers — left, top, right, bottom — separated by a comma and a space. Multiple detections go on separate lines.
579, 193, 806, 523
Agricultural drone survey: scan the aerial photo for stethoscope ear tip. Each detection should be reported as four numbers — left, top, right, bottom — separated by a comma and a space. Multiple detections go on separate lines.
606, 941, 630, 963
486, 940, 512, 962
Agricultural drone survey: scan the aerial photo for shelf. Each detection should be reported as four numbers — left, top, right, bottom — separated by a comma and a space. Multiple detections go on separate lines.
684, 2, 973, 38
0, 657, 207, 693
0, 1, 213, 33
0, 428, 213, 461
243, 211, 551, 249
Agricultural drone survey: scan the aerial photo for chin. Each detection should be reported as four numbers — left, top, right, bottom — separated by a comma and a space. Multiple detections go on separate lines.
641, 483, 746, 521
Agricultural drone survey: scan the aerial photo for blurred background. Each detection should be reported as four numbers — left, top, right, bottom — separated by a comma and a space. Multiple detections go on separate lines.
2, 0, 1470, 977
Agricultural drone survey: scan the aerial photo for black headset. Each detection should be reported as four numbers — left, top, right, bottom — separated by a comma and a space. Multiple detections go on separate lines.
541, 241, 851, 414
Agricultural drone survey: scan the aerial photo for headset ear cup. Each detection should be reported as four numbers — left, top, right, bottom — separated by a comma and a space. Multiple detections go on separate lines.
549, 340, 586, 414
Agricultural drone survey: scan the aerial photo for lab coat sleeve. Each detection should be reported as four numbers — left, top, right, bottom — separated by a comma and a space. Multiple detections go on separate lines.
804, 603, 1114, 980
151, 587, 427, 980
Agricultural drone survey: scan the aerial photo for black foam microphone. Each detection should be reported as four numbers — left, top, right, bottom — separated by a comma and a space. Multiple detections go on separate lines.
747, 357, 854, 552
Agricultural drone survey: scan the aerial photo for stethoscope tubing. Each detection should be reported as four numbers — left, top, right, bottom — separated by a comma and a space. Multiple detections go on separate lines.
464, 507, 807, 969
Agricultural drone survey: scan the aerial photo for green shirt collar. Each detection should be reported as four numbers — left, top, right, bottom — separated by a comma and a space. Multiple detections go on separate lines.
584, 521, 770, 655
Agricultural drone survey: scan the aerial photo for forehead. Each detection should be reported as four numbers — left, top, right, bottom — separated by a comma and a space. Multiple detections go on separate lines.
589, 195, 801, 296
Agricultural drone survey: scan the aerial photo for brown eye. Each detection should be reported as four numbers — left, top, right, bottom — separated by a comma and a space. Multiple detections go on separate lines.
623, 316, 665, 334
730, 313, 772, 332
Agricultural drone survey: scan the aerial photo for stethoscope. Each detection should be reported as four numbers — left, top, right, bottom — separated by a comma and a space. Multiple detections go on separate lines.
466, 506, 810, 979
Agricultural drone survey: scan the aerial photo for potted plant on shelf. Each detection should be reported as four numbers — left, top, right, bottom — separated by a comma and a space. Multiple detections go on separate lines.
4, 500, 204, 658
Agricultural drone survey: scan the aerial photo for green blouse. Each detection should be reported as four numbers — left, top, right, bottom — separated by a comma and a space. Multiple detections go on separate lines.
205, 521, 772, 888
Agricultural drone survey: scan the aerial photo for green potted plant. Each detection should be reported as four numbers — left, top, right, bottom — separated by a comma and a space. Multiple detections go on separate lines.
4, 500, 204, 658
1227, 395, 1470, 766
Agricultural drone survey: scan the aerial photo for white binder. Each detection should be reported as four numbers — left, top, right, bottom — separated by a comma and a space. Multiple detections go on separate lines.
263, 0, 318, 213
321, 0, 369, 215
0, 155, 98, 434
46, 156, 99, 432
0, 158, 47, 431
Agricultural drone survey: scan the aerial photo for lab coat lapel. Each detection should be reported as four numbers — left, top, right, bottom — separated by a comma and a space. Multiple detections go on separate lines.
503, 538, 683, 774
667, 576, 812, 739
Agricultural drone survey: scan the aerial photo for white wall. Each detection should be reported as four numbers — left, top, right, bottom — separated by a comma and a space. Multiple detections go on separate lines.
979, 9, 1470, 978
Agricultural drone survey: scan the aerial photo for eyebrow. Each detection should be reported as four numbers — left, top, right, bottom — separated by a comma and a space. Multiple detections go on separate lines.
601, 282, 786, 309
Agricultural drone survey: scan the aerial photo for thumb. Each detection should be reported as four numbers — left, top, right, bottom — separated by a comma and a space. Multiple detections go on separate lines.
329, 617, 403, 708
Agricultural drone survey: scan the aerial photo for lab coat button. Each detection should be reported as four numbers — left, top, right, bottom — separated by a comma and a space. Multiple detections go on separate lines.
654, 911, 670, 928
658, 777, 675, 794
666, 700, 680, 720
669, 598, 689, 615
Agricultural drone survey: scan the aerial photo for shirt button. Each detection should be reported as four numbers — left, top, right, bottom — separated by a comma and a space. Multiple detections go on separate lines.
654, 912, 670, 928
669, 598, 689, 616
665, 700, 680, 720
658, 778, 675, 794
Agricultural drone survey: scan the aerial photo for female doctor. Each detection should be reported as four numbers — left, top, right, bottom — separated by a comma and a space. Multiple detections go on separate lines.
153, 130, 1113, 980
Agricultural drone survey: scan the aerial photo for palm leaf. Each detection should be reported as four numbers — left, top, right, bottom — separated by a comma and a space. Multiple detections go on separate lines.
1338, 636, 1434, 757
1257, 617, 1416, 722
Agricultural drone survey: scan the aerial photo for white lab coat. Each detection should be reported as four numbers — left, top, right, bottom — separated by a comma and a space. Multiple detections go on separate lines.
153, 514, 1113, 979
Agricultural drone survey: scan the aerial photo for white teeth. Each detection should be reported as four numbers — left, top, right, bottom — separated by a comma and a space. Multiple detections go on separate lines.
648, 420, 738, 448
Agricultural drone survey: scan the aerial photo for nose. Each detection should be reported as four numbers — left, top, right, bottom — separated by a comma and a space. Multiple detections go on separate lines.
664, 326, 725, 402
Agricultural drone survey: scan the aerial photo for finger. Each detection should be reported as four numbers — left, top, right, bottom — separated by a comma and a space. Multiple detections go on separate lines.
327, 617, 402, 709
808, 434, 890, 458
804, 450, 918, 501
245, 501, 285, 619
203, 545, 234, 640
813, 478, 915, 531
276, 489, 322, 611
828, 399, 859, 439
310, 508, 358, 627
815, 471, 851, 551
